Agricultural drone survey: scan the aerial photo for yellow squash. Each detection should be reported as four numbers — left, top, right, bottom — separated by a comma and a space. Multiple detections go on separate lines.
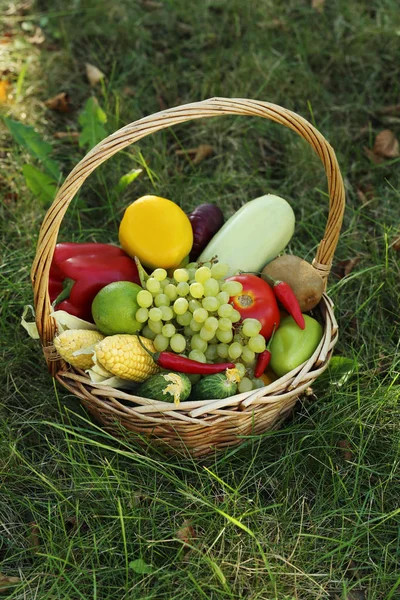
119, 195, 193, 270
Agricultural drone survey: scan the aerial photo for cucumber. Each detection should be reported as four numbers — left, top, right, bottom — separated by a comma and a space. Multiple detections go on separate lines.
137, 371, 191, 405
198, 194, 295, 275
191, 368, 241, 400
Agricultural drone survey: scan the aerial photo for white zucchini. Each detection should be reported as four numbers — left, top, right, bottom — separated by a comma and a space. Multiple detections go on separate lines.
198, 194, 295, 275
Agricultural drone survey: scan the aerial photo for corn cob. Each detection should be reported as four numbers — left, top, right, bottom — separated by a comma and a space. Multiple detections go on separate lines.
94, 334, 160, 382
54, 329, 104, 369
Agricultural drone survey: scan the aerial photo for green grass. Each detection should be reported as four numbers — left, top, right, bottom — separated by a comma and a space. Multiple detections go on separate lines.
1, 0, 400, 598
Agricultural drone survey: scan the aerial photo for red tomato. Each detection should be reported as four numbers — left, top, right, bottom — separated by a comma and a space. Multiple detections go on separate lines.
227, 274, 280, 339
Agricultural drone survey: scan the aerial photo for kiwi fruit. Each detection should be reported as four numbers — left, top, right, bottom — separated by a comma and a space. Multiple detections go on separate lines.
262, 255, 324, 312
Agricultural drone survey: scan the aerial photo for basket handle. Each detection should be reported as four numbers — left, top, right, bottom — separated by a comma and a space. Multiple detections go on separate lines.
31, 97, 345, 363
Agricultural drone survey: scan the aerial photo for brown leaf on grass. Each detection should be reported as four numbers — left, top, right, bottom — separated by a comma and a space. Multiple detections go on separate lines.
373, 129, 400, 159
378, 103, 400, 115
141, 0, 163, 10
391, 234, 400, 251
337, 439, 353, 461
311, 0, 325, 12
0, 80, 10, 103
0, 573, 21, 592
85, 63, 105, 87
333, 257, 360, 279
53, 131, 79, 141
176, 520, 196, 549
356, 183, 375, 205
364, 146, 384, 164
45, 92, 71, 113
27, 27, 45, 45
29, 522, 40, 552
175, 144, 214, 165
123, 86, 136, 97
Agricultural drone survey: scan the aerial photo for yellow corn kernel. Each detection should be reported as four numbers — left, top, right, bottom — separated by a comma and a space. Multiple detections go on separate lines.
94, 335, 160, 382
54, 329, 104, 369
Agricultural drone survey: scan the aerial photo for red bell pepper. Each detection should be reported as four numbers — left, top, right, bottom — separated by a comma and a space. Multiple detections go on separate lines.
49, 242, 141, 321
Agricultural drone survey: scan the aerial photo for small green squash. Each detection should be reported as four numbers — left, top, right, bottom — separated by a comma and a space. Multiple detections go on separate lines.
191, 368, 241, 400
137, 371, 191, 405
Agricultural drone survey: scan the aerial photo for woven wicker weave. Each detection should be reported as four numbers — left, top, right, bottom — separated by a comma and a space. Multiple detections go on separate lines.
31, 97, 345, 457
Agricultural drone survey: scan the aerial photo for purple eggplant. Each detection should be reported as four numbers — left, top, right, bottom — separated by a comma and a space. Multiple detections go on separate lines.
189, 204, 224, 260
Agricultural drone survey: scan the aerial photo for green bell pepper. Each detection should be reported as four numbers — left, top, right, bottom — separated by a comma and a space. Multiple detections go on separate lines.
269, 315, 323, 377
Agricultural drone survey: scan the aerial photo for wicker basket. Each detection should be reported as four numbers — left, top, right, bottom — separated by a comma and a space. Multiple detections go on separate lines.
31, 97, 345, 457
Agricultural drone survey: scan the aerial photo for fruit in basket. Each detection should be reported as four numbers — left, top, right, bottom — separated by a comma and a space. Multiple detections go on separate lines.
188, 203, 224, 260
226, 274, 280, 339
48, 242, 141, 322
94, 334, 160, 381
53, 329, 105, 369
191, 368, 241, 400
261, 254, 325, 312
136, 372, 192, 405
118, 195, 193, 270
269, 315, 323, 377
197, 194, 295, 275
91, 281, 142, 335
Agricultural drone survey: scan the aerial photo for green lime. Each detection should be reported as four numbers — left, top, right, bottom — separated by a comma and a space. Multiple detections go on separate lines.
91, 281, 142, 335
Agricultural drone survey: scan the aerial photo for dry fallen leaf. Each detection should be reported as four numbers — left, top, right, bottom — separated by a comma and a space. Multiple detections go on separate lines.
364, 146, 384, 164
141, 0, 163, 10
29, 522, 40, 552
85, 63, 105, 87
356, 183, 375, 205
123, 86, 136, 97
176, 520, 196, 549
333, 257, 360, 279
175, 144, 213, 165
337, 439, 353, 461
391, 234, 400, 251
0, 573, 21, 592
312, 0, 325, 12
28, 26, 45, 45
53, 131, 79, 141
0, 80, 10, 103
373, 129, 400, 159
45, 92, 71, 113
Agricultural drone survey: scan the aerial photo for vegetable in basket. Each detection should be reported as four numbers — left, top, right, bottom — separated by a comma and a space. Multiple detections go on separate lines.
197, 194, 295, 275
49, 243, 140, 322
191, 368, 241, 400
137, 372, 192, 406
188, 203, 224, 260
54, 328, 104, 369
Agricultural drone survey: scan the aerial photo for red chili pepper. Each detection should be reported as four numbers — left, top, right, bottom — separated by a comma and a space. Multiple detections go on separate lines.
49, 243, 141, 321
261, 274, 305, 330
254, 324, 276, 378
136, 336, 235, 374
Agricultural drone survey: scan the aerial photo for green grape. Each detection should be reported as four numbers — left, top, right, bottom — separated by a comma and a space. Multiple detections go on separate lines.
199, 327, 215, 341
176, 312, 192, 326
195, 266, 212, 283
238, 377, 253, 393
210, 262, 229, 279
154, 293, 170, 307
204, 316, 219, 331
242, 318, 262, 337
203, 278, 220, 296
234, 362, 246, 378
148, 319, 163, 334
209, 335, 218, 344
218, 317, 233, 332
241, 346, 255, 364
184, 325, 193, 337
189, 349, 206, 363
216, 329, 233, 343
248, 334, 266, 353
162, 323, 176, 338
190, 282, 204, 298
173, 268, 189, 282
252, 378, 265, 389
146, 277, 161, 294
160, 306, 174, 321
230, 309, 242, 323
193, 308, 208, 323
149, 307, 162, 322
189, 318, 202, 332
173, 297, 189, 315
160, 277, 171, 289
170, 334, 186, 353
186, 262, 198, 270
221, 280, 243, 296
142, 325, 156, 340
191, 334, 208, 353
187, 268, 197, 280
152, 268, 167, 281
217, 291, 229, 304
176, 281, 190, 296
228, 342, 242, 360
154, 334, 169, 352
164, 284, 178, 301
217, 343, 229, 358
202, 296, 219, 312
189, 299, 202, 313
234, 333, 244, 344
135, 307, 149, 323
218, 303, 234, 319
137, 290, 153, 308
205, 345, 218, 361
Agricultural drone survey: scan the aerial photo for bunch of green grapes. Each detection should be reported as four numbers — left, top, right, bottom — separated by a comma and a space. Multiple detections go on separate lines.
135, 262, 267, 393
